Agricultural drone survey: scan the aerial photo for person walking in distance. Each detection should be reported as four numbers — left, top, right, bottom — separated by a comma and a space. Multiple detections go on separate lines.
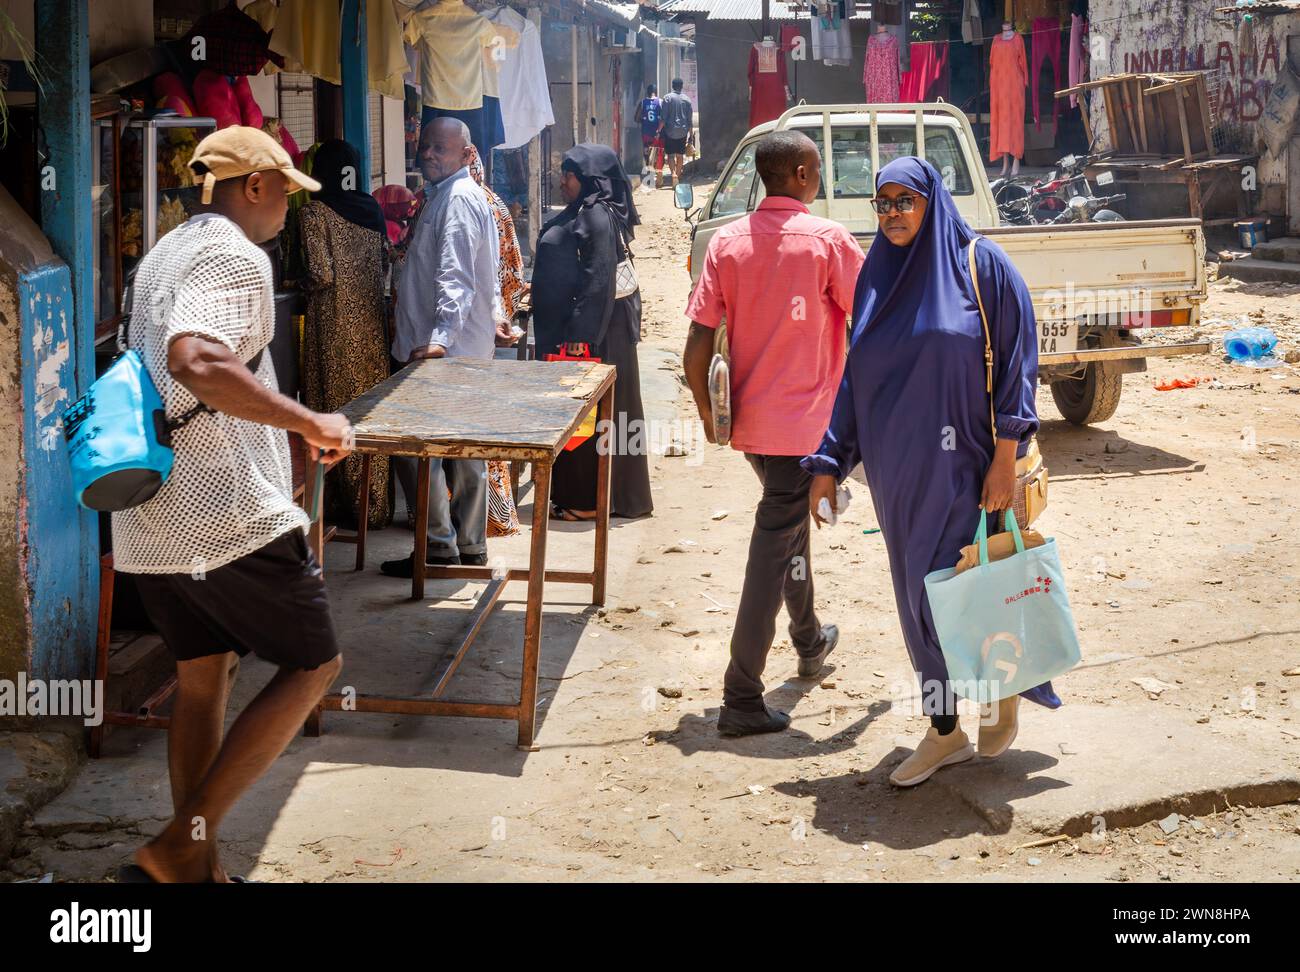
635, 83, 664, 172
660, 78, 693, 186
383, 117, 501, 578
682, 131, 864, 736
113, 127, 351, 882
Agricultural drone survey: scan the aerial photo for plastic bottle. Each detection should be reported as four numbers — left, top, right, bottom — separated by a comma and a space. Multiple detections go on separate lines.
1224, 326, 1278, 362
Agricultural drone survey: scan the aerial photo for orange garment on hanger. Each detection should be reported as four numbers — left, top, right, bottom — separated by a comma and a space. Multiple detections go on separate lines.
989, 31, 1028, 162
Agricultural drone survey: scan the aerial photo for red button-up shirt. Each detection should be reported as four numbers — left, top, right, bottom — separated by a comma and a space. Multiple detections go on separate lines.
686, 195, 865, 456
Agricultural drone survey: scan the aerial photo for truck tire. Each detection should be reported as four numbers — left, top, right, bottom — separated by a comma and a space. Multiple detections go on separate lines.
1050, 363, 1123, 425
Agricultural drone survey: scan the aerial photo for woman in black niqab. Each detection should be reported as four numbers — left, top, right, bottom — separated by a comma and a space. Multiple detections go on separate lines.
532, 143, 653, 521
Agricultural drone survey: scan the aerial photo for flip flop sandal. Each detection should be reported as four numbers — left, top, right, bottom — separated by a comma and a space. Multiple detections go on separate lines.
551, 505, 582, 522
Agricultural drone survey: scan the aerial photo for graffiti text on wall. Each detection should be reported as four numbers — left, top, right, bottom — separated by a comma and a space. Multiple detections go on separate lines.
1122, 34, 1281, 123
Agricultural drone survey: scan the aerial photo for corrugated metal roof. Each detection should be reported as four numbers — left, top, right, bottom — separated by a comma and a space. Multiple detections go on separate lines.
657, 0, 718, 13
703, 0, 871, 20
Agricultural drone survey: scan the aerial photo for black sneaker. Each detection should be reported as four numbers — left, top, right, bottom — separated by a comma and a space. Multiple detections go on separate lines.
380, 552, 461, 578
796, 623, 839, 678
717, 704, 791, 738
460, 552, 488, 567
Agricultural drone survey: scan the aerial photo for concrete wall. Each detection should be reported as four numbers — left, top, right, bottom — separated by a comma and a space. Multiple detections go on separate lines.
1088, 0, 1300, 221
693, 19, 873, 171
542, 19, 646, 187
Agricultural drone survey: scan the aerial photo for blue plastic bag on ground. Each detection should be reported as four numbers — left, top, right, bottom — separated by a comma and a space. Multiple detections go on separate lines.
923, 510, 1081, 704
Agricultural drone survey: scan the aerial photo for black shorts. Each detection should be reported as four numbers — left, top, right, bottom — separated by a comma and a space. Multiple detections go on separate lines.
664, 134, 687, 155
132, 529, 340, 669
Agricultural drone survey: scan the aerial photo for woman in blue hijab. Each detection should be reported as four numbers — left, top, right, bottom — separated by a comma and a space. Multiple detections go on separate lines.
802, 157, 1059, 787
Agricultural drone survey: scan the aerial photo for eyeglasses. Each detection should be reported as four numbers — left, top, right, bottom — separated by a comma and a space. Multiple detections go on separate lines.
871, 195, 920, 215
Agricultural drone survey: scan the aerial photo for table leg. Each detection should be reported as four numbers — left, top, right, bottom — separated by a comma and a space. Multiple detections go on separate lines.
412, 457, 430, 601
592, 383, 614, 607
355, 453, 371, 572
517, 459, 552, 749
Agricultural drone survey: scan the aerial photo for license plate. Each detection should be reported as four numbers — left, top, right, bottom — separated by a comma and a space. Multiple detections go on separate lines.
1040, 320, 1078, 355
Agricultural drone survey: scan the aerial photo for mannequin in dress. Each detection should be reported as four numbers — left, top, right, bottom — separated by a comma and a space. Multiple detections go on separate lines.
864, 20, 902, 104
748, 35, 792, 128
988, 20, 1027, 177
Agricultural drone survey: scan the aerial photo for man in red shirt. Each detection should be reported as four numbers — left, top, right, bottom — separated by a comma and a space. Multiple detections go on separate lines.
683, 130, 865, 736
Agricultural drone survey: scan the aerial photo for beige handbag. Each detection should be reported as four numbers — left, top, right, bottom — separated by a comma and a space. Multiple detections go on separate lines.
968, 241, 1048, 528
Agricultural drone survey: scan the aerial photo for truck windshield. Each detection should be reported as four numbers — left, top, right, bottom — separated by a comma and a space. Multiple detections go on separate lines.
802, 126, 974, 199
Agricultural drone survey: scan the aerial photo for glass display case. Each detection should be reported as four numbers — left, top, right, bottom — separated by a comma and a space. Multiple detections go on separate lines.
92, 114, 217, 342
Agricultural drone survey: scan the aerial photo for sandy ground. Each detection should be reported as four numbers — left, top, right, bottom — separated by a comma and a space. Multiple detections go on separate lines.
7, 181, 1300, 884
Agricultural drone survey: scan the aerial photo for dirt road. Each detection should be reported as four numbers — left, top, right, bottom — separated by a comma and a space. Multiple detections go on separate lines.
8, 182, 1299, 884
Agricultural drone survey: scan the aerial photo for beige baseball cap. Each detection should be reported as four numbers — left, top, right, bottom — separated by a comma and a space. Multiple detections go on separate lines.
189, 126, 321, 204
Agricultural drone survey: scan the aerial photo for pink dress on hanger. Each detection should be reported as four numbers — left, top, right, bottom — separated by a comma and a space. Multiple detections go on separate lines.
863, 32, 901, 103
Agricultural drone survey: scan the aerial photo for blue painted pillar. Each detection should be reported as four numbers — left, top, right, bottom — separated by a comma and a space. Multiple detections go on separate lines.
341, 0, 371, 188
32, 0, 98, 680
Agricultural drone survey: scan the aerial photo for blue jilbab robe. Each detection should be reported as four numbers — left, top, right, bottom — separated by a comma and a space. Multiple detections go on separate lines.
801, 158, 1060, 714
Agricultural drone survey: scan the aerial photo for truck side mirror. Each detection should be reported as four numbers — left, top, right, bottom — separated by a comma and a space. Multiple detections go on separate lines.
674, 182, 694, 212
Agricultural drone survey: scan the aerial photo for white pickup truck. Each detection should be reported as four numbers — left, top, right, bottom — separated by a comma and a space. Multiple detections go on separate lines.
678, 103, 1210, 425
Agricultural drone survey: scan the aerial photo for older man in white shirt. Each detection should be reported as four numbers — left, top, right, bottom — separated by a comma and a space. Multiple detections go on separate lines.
384, 117, 500, 578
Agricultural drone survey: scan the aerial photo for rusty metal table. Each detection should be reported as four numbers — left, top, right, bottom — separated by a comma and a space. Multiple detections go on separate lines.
303, 357, 616, 749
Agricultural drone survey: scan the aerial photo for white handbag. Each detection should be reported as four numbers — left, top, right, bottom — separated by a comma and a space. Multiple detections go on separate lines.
602, 201, 639, 299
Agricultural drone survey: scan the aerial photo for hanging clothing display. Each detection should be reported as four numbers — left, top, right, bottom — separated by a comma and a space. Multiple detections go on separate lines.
251, 0, 403, 94
484, 6, 553, 150
811, 1, 851, 65
747, 41, 788, 129
899, 41, 948, 103
185, 2, 275, 76
1030, 17, 1062, 131
1068, 14, 1088, 109
989, 31, 1028, 161
864, 32, 902, 104
264, 0, 340, 82
962, 0, 985, 45
404, 0, 517, 111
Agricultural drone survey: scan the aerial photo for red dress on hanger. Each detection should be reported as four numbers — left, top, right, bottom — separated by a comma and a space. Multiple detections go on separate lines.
748, 42, 788, 128
989, 32, 1028, 161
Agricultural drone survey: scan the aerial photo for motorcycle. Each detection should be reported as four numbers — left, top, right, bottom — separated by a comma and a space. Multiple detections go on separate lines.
992, 142, 1123, 225
1048, 192, 1128, 224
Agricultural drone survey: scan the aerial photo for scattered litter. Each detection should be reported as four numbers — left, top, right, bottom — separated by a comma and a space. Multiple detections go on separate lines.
820, 680, 837, 689
1104, 439, 1130, 454
862, 528, 881, 535
699, 591, 732, 610
1224, 326, 1282, 368
1026, 857, 1042, 866
15, 873, 54, 883
711, 510, 729, 520
1059, 742, 1079, 755
1132, 676, 1176, 699
657, 685, 683, 699
1283, 667, 1300, 677
746, 784, 766, 796
1155, 376, 1214, 391
1018, 834, 1070, 850
1158, 813, 1181, 835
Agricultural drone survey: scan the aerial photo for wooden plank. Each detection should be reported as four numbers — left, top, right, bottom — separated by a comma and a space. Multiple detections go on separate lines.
1176, 89, 1194, 163
1133, 78, 1149, 154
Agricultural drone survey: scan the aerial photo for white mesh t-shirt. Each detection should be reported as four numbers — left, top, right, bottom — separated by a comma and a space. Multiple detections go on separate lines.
111, 213, 308, 575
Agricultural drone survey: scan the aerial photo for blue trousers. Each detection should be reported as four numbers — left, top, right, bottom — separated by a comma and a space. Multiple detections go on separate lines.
393, 456, 487, 559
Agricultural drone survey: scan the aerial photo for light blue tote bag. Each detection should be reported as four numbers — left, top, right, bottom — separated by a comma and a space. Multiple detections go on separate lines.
923, 510, 1081, 703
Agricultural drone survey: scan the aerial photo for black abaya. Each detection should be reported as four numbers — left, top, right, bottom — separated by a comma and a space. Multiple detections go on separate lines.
533, 201, 653, 518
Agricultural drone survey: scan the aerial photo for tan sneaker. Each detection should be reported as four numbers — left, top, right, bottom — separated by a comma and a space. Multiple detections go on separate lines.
889, 725, 975, 787
978, 695, 1020, 758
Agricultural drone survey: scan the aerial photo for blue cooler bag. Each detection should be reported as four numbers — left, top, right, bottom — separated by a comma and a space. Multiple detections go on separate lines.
923, 510, 1081, 703
63, 349, 199, 511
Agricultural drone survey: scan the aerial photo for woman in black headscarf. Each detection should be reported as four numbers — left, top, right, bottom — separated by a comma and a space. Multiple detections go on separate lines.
298, 138, 390, 526
533, 143, 653, 521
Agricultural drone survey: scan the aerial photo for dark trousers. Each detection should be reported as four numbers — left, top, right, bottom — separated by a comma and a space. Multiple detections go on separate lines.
723, 454, 825, 712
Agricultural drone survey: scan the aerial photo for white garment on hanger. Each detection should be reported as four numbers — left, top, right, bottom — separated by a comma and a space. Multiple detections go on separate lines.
483, 6, 554, 149
810, 11, 851, 66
